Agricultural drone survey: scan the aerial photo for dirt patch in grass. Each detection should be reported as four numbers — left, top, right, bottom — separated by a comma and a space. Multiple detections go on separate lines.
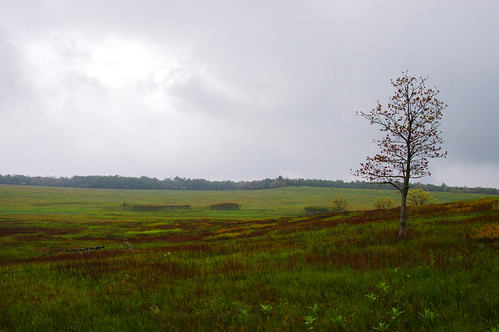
0, 227, 78, 237
158, 243, 214, 252
130, 232, 210, 244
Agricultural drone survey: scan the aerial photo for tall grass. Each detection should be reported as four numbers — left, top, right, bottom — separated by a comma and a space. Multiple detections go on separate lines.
0, 185, 498, 330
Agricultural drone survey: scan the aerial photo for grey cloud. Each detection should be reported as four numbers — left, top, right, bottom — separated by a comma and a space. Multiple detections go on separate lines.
0, 1, 498, 187
167, 75, 243, 118
0, 30, 33, 116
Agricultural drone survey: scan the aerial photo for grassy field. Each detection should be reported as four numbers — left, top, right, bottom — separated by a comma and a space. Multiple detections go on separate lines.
0, 184, 498, 331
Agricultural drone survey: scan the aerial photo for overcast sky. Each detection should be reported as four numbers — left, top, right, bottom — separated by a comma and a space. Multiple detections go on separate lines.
1, 1, 498, 188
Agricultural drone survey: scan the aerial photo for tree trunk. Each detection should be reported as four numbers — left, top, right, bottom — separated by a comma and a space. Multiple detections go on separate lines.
398, 187, 408, 239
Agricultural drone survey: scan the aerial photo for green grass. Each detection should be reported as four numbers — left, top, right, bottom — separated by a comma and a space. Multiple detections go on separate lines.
0, 185, 498, 331
0, 184, 488, 217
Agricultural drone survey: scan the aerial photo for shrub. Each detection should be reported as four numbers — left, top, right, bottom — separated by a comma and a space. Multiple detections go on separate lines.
373, 197, 394, 210
304, 206, 330, 215
127, 204, 163, 211
332, 196, 349, 212
126, 204, 190, 211
161, 205, 191, 210
210, 203, 241, 210
407, 189, 436, 205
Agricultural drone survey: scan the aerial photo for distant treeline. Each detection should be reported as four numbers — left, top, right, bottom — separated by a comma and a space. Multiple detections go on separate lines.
0, 174, 497, 195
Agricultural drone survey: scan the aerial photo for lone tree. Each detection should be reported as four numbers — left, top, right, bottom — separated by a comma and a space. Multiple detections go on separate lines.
353, 72, 447, 239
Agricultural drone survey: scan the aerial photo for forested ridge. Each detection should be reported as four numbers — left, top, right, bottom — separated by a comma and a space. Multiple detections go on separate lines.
0, 174, 497, 194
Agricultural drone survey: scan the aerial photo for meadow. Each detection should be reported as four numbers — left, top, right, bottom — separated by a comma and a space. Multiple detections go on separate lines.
0, 184, 498, 331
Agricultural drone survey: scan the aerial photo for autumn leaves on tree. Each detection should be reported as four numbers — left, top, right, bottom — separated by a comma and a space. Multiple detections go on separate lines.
354, 72, 447, 239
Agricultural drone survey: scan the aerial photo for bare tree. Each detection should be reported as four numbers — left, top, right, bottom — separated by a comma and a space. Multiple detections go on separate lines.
353, 72, 447, 239
332, 196, 349, 213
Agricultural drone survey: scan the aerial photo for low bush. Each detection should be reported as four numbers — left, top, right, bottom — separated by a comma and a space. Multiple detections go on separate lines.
210, 202, 241, 210
304, 206, 330, 215
124, 204, 190, 211
373, 197, 394, 210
